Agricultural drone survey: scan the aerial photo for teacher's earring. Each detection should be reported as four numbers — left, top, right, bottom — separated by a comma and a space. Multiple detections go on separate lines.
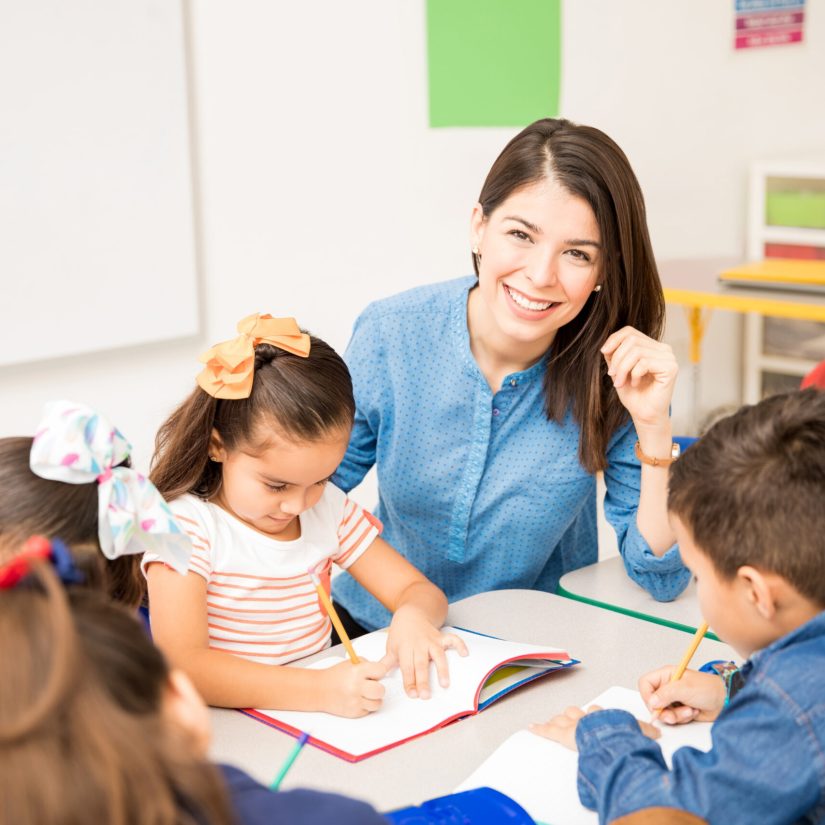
593, 284, 602, 293
472, 246, 482, 270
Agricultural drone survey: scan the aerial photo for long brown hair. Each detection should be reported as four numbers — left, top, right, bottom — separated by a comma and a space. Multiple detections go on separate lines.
0, 437, 143, 606
0, 560, 234, 825
152, 335, 355, 501
475, 118, 665, 473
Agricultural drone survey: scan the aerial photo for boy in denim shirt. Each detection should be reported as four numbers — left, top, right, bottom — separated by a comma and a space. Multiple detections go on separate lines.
533, 390, 825, 824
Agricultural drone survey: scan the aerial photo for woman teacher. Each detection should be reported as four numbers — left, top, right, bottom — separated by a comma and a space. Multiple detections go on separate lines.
332, 118, 690, 635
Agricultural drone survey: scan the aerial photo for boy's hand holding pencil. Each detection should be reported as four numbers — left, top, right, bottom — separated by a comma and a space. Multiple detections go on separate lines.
640, 666, 726, 725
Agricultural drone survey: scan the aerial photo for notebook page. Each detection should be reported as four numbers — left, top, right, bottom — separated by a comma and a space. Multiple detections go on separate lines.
454, 685, 713, 825
253, 626, 569, 759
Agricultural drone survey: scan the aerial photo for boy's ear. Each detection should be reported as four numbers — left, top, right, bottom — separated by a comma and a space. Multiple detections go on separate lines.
209, 428, 227, 463
737, 565, 776, 620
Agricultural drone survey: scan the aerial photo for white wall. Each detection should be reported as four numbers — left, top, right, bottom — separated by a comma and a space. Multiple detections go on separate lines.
3, 0, 825, 482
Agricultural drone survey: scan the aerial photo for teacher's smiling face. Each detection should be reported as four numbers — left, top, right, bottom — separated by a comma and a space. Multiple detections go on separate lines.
469, 176, 602, 359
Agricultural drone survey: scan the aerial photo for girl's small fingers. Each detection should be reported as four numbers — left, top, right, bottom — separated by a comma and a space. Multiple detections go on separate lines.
430, 643, 451, 689
399, 653, 418, 698
362, 678, 386, 701
441, 633, 469, 656
414, 650, 432, 699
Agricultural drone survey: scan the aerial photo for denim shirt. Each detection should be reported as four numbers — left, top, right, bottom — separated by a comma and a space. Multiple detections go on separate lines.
575, 610, 825, 824
332, 277, 689, 631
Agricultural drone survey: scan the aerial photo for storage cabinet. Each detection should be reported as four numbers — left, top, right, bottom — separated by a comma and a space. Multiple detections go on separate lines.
743, 159, 825, 402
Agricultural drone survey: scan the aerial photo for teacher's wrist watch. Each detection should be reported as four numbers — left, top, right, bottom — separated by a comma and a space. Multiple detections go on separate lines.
634, 440, 680, 467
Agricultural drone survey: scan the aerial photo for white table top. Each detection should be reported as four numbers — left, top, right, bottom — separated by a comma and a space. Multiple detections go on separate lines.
558, 556, 714, 638
208, 590, 734, 813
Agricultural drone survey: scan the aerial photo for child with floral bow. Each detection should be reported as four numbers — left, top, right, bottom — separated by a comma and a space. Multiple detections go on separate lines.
0, 400, 191, 605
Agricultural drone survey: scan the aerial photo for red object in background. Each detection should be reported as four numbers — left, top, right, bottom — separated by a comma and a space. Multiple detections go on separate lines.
801, 361, 825, 390
765, 243, 825, 260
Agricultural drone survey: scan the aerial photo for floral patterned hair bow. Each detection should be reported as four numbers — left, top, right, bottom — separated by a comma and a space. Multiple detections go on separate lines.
0, 536, 84, 589
196, 313, 311, 400
29, 401, 192, 573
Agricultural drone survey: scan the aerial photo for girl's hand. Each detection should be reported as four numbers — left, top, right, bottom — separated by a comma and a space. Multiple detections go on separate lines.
639, 666, 726, 724
317, 659, 390, 718
601, 327, 678, 429
384, 606, 469, 699
530, 704, 661, 751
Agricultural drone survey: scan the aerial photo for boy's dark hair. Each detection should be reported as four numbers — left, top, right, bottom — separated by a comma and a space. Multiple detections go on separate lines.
0, 437, 144, 606
668, 390, 825, 606
151, 335, 355, 502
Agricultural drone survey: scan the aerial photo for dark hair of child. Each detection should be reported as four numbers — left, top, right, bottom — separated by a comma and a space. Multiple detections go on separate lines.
668, 389, 825, 607
0, 437, 143, 606
151, 336, 355, 501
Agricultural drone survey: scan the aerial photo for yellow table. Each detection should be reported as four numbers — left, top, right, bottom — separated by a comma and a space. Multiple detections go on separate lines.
659, 258, 825, 426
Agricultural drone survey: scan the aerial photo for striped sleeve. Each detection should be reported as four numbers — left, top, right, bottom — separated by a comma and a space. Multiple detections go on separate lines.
333, 497, 382, 569
141, 498, 212, 582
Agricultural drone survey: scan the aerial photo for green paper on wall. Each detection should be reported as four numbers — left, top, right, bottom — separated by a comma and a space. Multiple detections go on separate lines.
426, 0, 561, 128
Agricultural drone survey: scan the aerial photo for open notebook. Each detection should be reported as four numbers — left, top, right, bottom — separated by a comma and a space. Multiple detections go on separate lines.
455, 685, 713, 825
242, 626, 578, 762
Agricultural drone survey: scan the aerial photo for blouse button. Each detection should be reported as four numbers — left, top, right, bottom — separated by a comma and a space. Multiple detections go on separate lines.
492, 408, 500, 416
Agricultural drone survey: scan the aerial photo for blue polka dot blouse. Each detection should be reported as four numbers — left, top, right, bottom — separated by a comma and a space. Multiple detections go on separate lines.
332, 277, 689, 631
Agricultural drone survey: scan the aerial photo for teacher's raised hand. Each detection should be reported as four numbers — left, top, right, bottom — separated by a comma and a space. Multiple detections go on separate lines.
601, 326, 678, 429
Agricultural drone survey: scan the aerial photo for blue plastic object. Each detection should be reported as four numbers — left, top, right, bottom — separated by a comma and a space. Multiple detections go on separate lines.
384, 787, 535, 824
674, 436, 698, 453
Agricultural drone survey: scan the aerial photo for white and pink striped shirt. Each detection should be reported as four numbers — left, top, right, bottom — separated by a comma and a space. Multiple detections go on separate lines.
142, 485, 379, 665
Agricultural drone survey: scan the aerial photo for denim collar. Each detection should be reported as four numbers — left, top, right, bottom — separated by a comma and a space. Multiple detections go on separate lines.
744, 607, 825, 674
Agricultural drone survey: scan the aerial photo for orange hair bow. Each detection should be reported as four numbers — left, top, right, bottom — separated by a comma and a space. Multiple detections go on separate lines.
196, 314, 311, 400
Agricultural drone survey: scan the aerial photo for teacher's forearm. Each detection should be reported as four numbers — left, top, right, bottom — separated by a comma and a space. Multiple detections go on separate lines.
634, 423, 678, 555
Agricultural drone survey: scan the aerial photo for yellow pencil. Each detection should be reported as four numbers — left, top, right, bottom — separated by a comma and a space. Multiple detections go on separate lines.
652, 621, 710, 720
311, 573, 360, 664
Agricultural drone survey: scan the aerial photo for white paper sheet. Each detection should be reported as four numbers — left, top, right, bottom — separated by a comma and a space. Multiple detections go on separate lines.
454, 686, 713, 825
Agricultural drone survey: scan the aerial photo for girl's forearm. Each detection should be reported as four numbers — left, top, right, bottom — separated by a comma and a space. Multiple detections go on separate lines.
167, 646, 328, 710
392, 580, 448, 626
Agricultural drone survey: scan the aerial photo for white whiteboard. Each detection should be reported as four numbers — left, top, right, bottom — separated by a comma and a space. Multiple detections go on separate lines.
0, 1, 198, 366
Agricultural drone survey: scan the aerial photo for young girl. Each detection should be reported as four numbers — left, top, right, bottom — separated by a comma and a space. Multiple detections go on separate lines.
0, 541, 387, 825
146, 314, 465, 715
0, 400, 191, 606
